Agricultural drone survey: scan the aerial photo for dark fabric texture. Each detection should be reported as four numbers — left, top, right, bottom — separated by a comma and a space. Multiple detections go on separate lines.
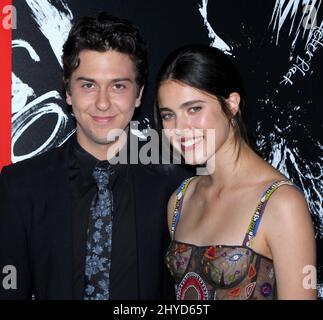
0, 134, 193, 300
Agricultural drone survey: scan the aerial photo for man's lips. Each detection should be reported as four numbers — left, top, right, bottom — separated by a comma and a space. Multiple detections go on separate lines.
91, 115, 115, 123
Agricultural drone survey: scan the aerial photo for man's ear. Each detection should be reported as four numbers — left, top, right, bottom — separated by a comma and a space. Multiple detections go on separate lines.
66, 91, 72, 106
135, 86, 145, 108
226, 92, 240, 116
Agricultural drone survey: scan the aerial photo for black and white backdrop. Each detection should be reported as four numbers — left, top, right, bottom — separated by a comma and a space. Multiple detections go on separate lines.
11, 0, 323, 297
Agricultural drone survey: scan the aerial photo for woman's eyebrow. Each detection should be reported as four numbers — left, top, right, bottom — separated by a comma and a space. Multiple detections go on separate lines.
181, 99, 205, 107
159, 107, 173, 112
159, 100, 205, 112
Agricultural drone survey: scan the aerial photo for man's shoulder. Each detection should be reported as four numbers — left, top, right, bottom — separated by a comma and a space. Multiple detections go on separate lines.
1, 139, 70, 181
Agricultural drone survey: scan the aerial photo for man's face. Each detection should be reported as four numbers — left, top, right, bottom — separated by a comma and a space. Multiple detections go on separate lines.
66, 49, 143, 157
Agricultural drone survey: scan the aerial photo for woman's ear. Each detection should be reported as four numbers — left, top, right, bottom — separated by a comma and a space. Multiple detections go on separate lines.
227, 92, 240, 116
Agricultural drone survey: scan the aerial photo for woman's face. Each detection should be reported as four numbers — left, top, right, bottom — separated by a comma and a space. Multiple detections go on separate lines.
158, 80, 238, 165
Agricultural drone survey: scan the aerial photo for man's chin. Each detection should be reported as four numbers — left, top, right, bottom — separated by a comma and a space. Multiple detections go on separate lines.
92, 130, 124, 145
93, 137, 111, 145
92, 137, 118, 146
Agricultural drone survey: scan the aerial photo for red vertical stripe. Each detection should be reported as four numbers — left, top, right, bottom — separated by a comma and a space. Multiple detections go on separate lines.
0, 0, 12, 171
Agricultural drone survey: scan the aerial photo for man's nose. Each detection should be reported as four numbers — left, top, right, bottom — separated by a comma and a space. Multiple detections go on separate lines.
95, 89, 111, 111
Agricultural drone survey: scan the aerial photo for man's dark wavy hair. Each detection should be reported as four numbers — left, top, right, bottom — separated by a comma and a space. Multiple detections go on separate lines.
62, 12, 148, 95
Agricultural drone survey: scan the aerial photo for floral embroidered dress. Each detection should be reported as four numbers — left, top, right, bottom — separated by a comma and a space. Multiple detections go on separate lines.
165, 178, 296, 300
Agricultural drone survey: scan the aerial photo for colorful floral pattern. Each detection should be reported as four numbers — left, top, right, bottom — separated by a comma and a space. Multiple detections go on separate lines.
176, 272, 209, 300
165, 242, 276, 300
164, 178, 296, 300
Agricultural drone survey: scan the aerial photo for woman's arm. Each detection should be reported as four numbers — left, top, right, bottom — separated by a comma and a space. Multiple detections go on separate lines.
265, 185, 317, 299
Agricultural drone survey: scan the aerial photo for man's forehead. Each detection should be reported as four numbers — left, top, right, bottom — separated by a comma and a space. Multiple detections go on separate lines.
77, 49, 134, 64
71, 50, 136, 80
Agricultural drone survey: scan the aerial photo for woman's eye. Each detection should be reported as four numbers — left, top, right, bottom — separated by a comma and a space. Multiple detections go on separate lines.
161, 113, 174, 121
189, 106, 202, 113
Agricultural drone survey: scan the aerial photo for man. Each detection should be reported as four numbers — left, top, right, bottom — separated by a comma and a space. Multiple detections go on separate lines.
0, 12, 190, 300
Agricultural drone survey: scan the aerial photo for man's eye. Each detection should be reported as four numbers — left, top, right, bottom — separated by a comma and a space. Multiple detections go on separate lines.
113, 83, 126, 90
189, 106, 202, 113
82, 83, 94, 89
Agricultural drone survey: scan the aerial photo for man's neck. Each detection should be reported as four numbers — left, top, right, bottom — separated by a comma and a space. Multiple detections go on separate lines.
76, 128, 129, 161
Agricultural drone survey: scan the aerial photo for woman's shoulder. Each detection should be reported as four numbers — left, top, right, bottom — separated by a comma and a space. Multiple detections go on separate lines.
167, 176, 198, 223
263, 178, 308, 215
168, 176, 198, 205
261, 179, 316, 299
250, 160, 305, 212
260, 178, 313, 243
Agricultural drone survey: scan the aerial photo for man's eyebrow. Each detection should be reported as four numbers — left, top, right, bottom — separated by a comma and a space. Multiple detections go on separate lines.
75, 76, 95, 82
74, 77, 134, 83
111, 78, 133, 83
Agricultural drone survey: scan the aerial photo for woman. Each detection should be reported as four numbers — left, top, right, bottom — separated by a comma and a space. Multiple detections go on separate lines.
155, 44, 316, 300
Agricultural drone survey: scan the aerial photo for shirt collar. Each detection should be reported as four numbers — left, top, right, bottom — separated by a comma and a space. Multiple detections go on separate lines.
69, 133, 130, 185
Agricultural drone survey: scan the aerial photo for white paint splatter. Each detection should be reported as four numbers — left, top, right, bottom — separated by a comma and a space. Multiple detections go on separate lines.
130, 120, 149, 140
318, 283, 323, 298
130, 129, 148, 140
11, 39, 39, 114
12, 39, 40, 62
57, 128, 76, 147
11, 1, 74, 162
11, 73, 35, 114
256, 120, 323, 240
11, 91, 69, 163
25, 0, 73, 67
269, 0, 322, 52
198, 0, 233, 55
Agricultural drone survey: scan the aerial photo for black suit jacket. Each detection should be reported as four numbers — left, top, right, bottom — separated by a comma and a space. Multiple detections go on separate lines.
0, 137, 192, 300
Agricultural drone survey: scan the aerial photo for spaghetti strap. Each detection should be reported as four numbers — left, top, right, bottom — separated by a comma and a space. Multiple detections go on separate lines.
243, 180, 298, 247
170, 177, 195, 240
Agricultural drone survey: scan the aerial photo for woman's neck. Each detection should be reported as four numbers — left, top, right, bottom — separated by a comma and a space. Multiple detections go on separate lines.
205, 139, 255, 190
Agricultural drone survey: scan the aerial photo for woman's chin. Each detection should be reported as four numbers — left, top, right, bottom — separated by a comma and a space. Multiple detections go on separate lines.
182, 155, 208, 166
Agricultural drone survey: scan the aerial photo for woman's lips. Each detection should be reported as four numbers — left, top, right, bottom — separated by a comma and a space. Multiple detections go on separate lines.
179, 136, 204, 152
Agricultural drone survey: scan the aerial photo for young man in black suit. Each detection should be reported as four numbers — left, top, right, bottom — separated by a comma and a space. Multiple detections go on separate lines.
0, 12, 190, 300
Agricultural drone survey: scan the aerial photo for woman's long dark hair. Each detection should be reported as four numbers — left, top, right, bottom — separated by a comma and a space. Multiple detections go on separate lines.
155, 44, 249, 160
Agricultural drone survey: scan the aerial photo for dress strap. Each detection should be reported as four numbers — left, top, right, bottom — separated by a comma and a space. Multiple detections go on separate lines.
243, 180, 297, 247
170, 177, 195, 240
